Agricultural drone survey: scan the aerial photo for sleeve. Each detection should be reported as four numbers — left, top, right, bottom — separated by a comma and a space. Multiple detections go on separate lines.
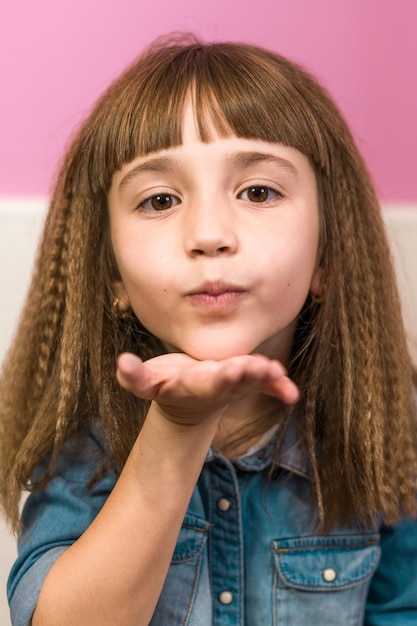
365, 513, 417, 624
7, 424, 118, 626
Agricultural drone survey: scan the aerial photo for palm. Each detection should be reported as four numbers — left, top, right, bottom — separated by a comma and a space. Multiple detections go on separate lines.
116, 352, 298, 423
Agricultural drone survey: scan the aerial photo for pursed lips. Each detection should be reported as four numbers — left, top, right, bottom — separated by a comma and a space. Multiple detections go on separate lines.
185, 281, 247, 311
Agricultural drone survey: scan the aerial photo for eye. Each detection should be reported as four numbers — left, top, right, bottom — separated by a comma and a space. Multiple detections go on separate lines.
139, 193, 180, 212
238, 186, 281, 204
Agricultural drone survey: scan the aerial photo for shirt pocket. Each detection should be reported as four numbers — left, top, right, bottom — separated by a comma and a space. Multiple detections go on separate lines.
271, 533, 381, 626
150, 513, 210, 626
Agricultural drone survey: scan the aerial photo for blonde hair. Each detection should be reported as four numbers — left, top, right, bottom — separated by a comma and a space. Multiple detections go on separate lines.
0, 34, 416, 532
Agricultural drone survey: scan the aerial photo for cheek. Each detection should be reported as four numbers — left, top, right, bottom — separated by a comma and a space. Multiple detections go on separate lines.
117, 254, 174, 324
264, 229, 319, 288
113, 228, 163, 283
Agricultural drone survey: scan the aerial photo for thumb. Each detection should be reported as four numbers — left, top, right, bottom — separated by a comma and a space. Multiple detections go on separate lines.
116, 353, 161, 400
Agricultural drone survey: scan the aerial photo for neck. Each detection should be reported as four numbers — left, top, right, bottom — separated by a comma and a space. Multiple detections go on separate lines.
213, 393, 283, 459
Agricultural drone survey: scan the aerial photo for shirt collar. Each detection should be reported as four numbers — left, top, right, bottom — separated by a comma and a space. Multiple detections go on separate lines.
207, 410, 310, 479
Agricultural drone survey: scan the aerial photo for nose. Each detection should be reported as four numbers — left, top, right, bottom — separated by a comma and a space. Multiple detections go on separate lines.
184, 200, 239, 257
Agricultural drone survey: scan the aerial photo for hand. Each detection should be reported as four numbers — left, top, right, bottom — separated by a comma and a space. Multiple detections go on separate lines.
116, 352, 299, 425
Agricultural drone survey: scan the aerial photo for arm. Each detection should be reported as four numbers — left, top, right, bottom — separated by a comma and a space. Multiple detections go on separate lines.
31, 352, 297, 626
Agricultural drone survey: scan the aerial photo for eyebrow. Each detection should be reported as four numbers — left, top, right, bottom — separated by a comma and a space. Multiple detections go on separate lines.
118, 156, 177, 191
117, 149, 299, 191
230, 151, 299, 177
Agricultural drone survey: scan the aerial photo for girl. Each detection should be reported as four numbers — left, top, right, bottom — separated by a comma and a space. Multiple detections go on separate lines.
1, 35, 416, 626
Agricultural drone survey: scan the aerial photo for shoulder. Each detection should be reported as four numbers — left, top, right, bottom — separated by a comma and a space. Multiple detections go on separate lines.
32, 419, 114, 484
366, 513, 417, 621
8, 420, 117, 621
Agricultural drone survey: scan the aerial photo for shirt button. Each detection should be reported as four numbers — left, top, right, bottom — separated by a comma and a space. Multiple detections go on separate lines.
217, 497, 232, 512
219, 591, 234, 605
322, 567, 337, 582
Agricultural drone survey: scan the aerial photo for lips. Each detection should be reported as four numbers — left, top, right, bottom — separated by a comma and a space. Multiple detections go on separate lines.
185, 281, 247, 312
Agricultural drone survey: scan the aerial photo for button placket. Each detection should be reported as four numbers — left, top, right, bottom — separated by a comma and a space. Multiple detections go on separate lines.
209, 457, 243, 624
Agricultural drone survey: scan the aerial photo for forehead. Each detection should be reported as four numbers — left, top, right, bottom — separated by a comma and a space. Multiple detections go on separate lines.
152, 89, 238, 149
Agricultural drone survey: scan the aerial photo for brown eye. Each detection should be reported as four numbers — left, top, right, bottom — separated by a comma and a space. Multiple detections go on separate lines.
140, 194, 180, 212
247, 186, 269, 202
239, 186, 281, 204
151, 194, 174, 210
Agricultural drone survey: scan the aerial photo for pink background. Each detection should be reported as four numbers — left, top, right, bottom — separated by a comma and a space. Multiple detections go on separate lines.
0, 0, 416, 202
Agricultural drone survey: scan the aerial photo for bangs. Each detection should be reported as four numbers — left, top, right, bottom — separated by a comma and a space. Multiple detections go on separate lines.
85, 41, 333, 194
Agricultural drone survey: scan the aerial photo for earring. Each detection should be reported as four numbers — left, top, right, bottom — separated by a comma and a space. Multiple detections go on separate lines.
113, 298, 130, 319
310, 284, 326, 304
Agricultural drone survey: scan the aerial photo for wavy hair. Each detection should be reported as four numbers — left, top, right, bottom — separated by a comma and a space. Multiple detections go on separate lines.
0, 34, 416, 532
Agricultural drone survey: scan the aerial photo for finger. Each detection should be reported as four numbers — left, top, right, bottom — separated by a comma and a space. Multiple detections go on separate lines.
116, 353, 162, 400
184, 355, 285, 401
219, 355, 286, 391
262, 375, 300, 405
243, 356, 298, 404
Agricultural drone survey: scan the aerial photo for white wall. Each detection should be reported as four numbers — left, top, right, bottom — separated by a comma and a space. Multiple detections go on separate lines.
0, 200, 46, 623
383, 207, 417, 363
0, 199, 416, 623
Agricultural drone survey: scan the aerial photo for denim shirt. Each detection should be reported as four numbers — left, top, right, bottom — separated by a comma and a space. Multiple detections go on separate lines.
7, 421, 417, 626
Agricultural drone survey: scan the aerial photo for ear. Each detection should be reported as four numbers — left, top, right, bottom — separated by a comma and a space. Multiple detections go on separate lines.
310, 267, 326, 301
113, 281, 131, 313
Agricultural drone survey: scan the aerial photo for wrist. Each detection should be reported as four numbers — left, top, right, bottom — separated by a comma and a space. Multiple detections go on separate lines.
127, 403, 220, 482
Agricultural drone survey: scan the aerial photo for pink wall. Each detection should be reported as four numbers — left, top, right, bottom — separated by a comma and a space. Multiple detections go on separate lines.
1, 0, 416, 202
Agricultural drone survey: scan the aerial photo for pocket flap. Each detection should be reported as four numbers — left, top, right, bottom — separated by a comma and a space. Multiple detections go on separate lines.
172, 513, 209, 562
271, 533, 380, 590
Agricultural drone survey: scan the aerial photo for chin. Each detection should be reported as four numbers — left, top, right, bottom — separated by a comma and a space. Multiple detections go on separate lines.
179, 342, 256, 362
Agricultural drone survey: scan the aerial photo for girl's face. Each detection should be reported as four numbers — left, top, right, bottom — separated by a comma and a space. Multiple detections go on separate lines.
108, 103, 321, 363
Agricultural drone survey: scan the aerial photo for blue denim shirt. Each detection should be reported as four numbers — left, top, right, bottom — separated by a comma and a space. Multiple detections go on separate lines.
7, 421, 417, 625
